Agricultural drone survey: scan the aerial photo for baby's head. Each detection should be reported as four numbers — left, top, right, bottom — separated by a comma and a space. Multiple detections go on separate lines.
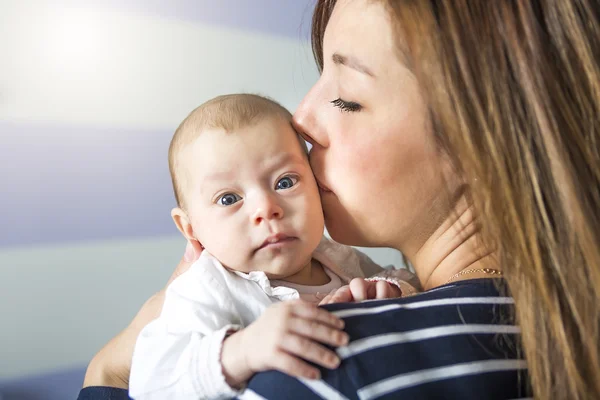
169, 94, 324, 279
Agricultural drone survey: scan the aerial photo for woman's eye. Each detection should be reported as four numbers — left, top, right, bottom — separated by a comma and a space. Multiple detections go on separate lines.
276, 176, 298, 190
330, 98, 362, 112
218, 193, 242, 206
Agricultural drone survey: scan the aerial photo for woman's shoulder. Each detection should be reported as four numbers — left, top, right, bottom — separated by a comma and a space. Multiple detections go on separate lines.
324, 278, 516, 343
245, 278, 529, 400
324, 277, 511, 316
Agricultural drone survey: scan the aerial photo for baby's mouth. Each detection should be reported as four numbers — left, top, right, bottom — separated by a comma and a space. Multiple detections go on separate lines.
256, 233, 297, 251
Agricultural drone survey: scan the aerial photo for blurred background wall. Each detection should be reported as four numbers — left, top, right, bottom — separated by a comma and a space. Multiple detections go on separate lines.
0, 1, 405, 398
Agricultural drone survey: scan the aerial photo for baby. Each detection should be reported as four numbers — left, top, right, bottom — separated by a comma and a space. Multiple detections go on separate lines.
129, 94, 418, 399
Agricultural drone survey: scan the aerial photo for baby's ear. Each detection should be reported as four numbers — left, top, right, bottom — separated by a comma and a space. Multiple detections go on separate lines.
171, 208, 203, 250
171, 207, 204, 260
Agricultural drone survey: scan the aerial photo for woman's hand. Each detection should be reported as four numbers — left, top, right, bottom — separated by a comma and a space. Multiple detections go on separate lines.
82, 241, 201, 389
221, 300, 348, 386
319, 278, 403, 305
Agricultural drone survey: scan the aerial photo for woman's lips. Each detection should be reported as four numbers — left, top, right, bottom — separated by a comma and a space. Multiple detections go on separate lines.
315, 177, 333, 193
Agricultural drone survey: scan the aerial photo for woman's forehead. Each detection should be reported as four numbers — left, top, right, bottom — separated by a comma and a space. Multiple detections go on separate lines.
323, 0, 398, 76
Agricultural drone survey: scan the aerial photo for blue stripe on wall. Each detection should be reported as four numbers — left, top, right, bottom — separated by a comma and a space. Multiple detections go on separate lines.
58, 0, 315, 40
0, 121, 177, 247
0, 365, 85, 400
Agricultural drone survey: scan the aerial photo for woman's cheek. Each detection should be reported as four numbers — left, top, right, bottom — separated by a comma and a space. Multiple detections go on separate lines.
337, 135, 387, 185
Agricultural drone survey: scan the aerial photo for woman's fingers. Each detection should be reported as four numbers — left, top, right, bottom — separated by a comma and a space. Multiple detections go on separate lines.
279, 333, 341, 370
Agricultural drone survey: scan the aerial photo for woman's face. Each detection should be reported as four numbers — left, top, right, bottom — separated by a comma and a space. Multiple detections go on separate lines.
294, 0, 454, 255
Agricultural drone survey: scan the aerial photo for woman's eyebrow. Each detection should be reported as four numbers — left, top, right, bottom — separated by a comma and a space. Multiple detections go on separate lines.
332, 52, 375, 77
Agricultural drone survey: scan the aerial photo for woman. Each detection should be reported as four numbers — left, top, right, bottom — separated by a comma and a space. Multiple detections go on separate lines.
79, 0, 600, 399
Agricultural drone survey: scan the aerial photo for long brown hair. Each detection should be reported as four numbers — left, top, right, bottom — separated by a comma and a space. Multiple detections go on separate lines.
312, 0, 600, 398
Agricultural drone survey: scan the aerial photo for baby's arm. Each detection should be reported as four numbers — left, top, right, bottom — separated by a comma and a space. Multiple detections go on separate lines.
319, 246, 422, 304
315, 237, 420, 295
129, 260, 348, 400
129, 267, 243, 400
220, 300, 348, 387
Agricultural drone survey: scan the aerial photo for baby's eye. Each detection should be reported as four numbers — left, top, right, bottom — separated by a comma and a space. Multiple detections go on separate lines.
276, 176, 298, 190
218, 193, 242, 206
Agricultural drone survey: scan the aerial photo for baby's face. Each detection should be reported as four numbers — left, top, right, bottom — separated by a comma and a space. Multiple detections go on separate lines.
180, 117, 324, 279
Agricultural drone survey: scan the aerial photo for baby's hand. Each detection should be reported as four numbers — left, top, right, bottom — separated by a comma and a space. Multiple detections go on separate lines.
220, 300, 348, 386
319, 278, 403, 305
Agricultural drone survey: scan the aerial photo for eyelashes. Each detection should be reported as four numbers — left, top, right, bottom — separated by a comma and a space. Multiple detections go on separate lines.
330, 98, 362, 112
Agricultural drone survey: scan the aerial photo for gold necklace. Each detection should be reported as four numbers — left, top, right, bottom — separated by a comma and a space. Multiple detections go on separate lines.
445, 268, 503, 284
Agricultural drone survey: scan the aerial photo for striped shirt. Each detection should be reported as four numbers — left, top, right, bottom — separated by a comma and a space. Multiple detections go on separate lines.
241, 278, 530, 400
77, 279, 530, 400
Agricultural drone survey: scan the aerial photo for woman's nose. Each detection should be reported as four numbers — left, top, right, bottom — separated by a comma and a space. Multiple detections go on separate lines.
292, 81, 329, 148
251, 194, 284, 225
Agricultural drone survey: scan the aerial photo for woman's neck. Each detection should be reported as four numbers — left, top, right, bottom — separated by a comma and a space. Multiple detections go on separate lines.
405, 196, 499, 291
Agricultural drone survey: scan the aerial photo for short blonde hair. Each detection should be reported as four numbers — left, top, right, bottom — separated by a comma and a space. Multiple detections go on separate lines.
169, 94, 306, 208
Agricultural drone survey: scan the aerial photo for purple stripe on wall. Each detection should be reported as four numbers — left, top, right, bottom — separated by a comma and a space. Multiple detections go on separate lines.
61, 0, 316, 40
0, 121, 177, 247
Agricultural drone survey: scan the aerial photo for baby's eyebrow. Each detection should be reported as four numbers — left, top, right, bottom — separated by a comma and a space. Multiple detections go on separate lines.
202, 170, 234, 182
267, 153, 306, 171
197, 171, 235, 196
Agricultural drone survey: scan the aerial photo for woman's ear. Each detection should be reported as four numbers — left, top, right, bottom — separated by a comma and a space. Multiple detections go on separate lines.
171, 208, 203, 252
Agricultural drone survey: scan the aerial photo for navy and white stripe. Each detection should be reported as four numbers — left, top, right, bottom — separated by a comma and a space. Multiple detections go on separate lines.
244, 279, 530, 399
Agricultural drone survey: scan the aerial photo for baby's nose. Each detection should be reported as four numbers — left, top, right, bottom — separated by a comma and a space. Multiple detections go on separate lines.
251, 194, 284, 224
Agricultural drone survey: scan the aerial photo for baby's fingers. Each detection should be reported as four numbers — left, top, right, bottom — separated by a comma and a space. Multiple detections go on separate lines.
280, 334, 341, 370
291, 301, 344, 328
271, 351, 322, 380
349, 278, 373, 302
319, 286, 353, 305
289, 316, 349, 347
375, 280, 403, 299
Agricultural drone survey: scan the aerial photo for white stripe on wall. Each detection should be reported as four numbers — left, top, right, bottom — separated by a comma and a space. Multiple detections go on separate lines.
357, 359, 528, 400
337, 324, 521, 359
0, 235, 185, 379
332, 297, 515, 319
0, 0, 318, 129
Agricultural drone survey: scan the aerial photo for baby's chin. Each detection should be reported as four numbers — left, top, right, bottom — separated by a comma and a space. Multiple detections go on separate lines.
251, 253, 312, 279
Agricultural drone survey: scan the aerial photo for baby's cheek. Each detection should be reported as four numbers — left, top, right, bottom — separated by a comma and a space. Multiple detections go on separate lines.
205, 238, 247, 270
